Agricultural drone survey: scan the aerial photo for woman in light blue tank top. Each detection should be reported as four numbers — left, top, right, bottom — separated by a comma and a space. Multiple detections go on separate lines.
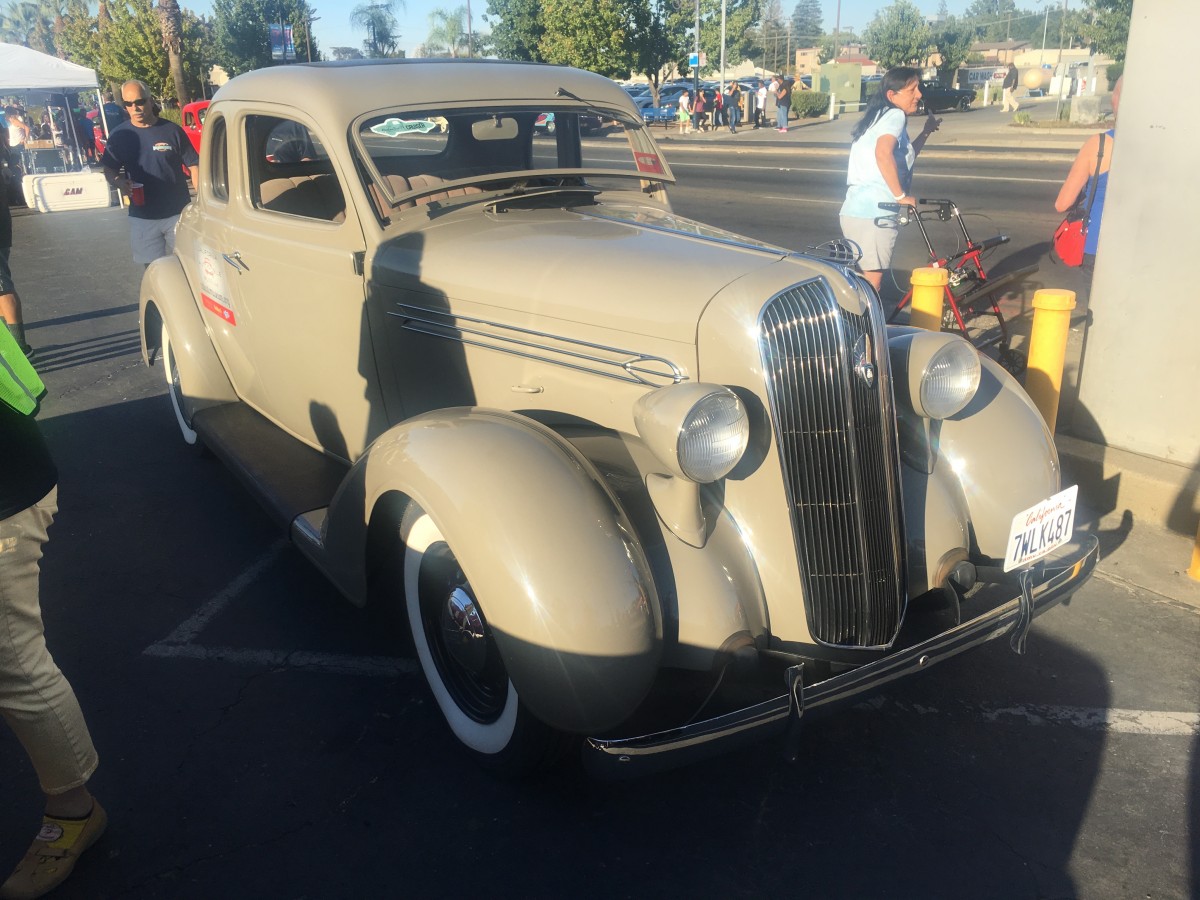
839, 66, 942, 292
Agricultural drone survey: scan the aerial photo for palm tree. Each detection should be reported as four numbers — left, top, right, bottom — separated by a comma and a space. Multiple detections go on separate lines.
1, 1, 44, 49
424, 5, 469, 58
157, 0, 190, 104
349, 0, 404, 58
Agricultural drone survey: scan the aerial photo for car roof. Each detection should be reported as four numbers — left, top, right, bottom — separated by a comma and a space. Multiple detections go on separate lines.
211, 59, 634, 124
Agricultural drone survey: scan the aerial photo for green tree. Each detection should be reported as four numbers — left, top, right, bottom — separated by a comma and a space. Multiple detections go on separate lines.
864, 0, 931, 70
482, 0, 543, 61
1081, 0, 1130, 61
789, 0, 821, 46
424, 4, 469, 56
629, 0, 683, 103
350, 0, 404, 58
212, 0, 319, 75
329, 45, 364, 59
538, 0, 638, 77
930, 18, 973, 80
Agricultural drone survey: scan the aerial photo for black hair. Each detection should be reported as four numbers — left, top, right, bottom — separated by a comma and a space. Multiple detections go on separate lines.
850, 66, 920, 143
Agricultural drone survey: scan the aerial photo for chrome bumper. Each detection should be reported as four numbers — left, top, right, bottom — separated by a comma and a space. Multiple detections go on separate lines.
583, 534, 1099, 779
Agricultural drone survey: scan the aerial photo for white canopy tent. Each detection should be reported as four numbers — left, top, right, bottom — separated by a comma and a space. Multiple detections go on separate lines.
0, 42, 98, 91
1, 42, 102, 175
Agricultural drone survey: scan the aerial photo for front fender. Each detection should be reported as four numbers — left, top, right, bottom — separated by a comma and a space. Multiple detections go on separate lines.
139, 255, 237, 414
938, 356, 1061, 559
321, 408, 662, 734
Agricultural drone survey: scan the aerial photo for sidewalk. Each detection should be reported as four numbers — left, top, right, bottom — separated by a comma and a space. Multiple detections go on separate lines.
640, 94, 1108, 158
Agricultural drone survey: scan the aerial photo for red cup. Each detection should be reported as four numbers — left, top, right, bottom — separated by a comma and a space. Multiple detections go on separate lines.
129, 181, 145, 206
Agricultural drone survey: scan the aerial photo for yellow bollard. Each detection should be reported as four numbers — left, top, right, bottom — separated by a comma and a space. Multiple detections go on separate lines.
1188, 520, 1200, 582
909, 267, 948, 332
1024, 289, 1077, 433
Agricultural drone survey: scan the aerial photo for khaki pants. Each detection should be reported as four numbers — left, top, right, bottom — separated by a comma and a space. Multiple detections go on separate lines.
0, 487, 99, 794
1002, 87, 1020, 112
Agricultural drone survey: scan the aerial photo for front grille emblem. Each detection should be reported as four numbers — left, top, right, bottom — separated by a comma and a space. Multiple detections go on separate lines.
853, 333, 876, 388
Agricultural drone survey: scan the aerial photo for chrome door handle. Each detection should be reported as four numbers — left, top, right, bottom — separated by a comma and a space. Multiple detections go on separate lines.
222, 252, 249, 272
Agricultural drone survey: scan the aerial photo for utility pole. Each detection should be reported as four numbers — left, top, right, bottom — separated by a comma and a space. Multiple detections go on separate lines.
719, 0, 726, 91
693, 0, 700, 96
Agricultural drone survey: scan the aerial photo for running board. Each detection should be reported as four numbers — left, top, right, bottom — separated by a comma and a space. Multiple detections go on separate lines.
192, 403, 348, 532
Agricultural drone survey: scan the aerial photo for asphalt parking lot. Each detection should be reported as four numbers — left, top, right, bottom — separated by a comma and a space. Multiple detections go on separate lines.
2, 197, 1197, 899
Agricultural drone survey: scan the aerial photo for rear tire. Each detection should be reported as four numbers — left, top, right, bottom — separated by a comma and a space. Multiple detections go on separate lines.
401, 506, 569, 775
958, 96, 972, 112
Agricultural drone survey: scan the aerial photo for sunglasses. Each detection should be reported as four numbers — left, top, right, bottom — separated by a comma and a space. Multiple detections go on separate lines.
123, 98, 148, 108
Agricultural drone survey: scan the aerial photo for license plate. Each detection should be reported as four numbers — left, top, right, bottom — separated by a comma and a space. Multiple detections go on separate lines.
1003, 485, 1079, 573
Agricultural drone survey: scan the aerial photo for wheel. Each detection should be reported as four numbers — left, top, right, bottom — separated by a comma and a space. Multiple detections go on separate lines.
161, 320, 206, 452
915, 99, 926, 115
401, 506, 568, 775
546, 120, 556, 134
958, 96, 972, 112
997, 346, 1027, 378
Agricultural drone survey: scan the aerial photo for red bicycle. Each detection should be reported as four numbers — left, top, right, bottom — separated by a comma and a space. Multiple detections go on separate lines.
881, 198, 1037, 376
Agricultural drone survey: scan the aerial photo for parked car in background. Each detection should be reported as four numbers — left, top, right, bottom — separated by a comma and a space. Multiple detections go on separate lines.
181, 99, 210, 154
140, 59, 1097, 779
916, 80, 977, 113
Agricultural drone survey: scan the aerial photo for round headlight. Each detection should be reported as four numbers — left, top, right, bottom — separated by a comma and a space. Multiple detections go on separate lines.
919, 338, 981, 419
677, 391, 750, 482
634, 384, 750, 483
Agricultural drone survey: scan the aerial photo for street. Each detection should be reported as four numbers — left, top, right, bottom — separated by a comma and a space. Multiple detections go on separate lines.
1, 146, 1197, 899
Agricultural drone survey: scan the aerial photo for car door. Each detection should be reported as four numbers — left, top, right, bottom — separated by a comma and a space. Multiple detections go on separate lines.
215, 108, 386, 462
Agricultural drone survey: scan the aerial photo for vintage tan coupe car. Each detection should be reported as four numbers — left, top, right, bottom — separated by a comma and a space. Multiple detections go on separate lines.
139, 60, 1098, 776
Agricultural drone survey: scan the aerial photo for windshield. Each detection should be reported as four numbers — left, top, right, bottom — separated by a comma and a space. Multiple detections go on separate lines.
353, 104, 673, 222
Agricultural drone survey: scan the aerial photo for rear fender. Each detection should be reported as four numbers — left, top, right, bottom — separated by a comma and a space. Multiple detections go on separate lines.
139, 255, 237, 414
319, 408, 662, 734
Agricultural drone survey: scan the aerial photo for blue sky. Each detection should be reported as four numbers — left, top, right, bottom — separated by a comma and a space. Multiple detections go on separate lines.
193, 0, 977, 62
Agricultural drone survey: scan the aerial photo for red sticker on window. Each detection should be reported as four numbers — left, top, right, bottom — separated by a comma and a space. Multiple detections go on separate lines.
202, 293, 237, 326
634, 153, 665, 175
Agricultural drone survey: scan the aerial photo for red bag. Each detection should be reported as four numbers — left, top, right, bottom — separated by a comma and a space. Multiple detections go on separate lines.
1053, 214, 1086, 267
1052, 133, 1106, 268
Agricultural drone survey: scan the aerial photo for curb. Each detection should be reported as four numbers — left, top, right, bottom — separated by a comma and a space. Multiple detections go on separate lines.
1057, 433, 1200, 537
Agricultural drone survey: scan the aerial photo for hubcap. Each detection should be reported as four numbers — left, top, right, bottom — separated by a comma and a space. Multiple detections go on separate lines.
440, 587, 488, 674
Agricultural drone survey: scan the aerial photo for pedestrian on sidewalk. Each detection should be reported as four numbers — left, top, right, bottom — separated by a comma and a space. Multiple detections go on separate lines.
692, 89, 707, 133
775, 77, 792, 132
839, 67, 941, 292
755, 81, 767, 128
677, 90, 691, 134
725, 82, 741, 134
1002, 63, 1021, 113
0, 368, 106, 898
1054, 75, 1122, 298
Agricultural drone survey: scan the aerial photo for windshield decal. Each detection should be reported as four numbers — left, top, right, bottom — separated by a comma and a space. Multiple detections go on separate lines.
370, 118, 439, 136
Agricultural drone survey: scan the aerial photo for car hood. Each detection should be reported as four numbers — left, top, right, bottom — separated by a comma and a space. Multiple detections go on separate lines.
370, 199, 793, 345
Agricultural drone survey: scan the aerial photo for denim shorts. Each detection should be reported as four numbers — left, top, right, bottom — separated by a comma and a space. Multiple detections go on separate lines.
0, 246, 13, 294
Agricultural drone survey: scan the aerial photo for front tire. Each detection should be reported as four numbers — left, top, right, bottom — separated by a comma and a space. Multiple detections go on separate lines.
958, 96, 972, 111
161, 321, 205, 452
401, 506, 567, 775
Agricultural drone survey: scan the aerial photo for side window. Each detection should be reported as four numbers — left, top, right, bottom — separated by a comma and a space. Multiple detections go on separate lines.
208, 115, 228, 202
245, 114, 344, 223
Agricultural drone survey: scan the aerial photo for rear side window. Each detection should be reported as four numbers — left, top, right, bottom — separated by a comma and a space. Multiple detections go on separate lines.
244, 114, 345, 223
207, 115, 228, 202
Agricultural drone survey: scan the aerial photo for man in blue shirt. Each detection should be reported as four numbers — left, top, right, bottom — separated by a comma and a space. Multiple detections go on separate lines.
101, 80, 198, 266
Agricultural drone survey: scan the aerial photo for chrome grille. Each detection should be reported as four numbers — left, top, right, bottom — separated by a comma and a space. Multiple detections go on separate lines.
759, 279, 905, 648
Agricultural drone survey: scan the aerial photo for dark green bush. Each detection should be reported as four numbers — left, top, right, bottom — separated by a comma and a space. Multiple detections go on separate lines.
1105, 61, 1123, 90
792, 90, 829, 118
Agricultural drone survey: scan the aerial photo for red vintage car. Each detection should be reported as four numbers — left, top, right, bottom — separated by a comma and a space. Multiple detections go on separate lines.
181, 100, 210, 153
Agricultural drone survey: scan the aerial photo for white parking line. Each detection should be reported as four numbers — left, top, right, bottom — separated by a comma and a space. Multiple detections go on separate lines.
144, 540, 416, 677
861, 697, 1200, 736
145, 553, 1199, 736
